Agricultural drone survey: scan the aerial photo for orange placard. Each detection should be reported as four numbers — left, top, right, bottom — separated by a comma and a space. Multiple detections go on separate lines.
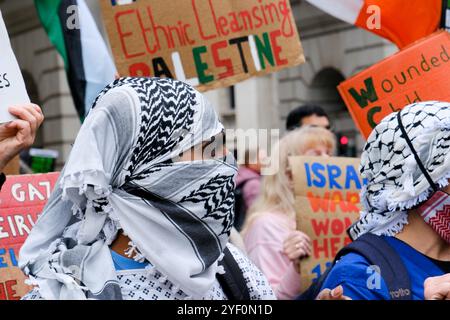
338, 30, 450, 139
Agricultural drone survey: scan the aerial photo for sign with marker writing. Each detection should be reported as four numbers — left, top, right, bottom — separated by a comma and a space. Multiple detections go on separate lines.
0, 10, 30, 123
100, 0, 305, 91
338, 31, 450, 139
0, 173, 59, 300
290, 156, 365, 292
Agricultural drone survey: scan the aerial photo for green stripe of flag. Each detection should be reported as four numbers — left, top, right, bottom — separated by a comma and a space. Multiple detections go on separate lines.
34, 0, 68, 67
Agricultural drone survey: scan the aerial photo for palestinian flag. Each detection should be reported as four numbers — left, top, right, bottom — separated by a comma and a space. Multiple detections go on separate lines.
306, 0, 446, 49
35, 0, 116, 121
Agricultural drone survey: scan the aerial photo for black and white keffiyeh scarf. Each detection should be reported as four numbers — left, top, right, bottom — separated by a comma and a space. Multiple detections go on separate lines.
18, 77, 237, 299
349, 101, 450, 240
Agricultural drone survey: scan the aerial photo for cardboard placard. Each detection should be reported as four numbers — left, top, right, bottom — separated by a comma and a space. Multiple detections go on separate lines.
0, 173, 59, 300
0, 10, 30, 123
290, 156, 365, 292
338, 31, 450, 139
100, 0, 305, 91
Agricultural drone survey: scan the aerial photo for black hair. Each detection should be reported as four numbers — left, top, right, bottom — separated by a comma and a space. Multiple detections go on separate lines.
285, 104, 329, 131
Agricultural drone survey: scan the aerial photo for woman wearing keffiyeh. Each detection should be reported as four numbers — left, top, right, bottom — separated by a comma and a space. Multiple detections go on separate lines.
319, 101, 450, 300
18, 77, 274, 300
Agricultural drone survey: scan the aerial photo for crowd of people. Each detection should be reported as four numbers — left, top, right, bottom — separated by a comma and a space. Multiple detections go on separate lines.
1, 77, 449, 300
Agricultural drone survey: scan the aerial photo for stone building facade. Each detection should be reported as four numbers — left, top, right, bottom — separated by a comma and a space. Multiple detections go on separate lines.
0, 0, 398, 168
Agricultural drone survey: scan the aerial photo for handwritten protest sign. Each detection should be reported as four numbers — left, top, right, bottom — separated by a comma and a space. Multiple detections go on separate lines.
0, 10, 30, 123
0, 173, 59, 300
290, 156, 365, 292
100, 0, 305, 91
338, 30, 450, 139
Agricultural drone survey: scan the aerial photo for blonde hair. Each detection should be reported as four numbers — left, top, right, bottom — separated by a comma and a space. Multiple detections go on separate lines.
241, 126, 336, 234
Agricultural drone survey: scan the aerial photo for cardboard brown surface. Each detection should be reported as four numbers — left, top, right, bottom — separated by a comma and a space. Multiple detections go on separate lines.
100, 0, 305, 91
290, 156, 364, 292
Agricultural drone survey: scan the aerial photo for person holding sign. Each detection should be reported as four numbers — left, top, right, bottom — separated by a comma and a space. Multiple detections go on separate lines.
242, 125, 336, 299
18, 77, 274, 300
319, 101, 450, 300
0, 104, 44, 174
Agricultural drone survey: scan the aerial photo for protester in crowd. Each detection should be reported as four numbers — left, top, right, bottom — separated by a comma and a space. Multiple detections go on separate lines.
234, 148, 266, 231
285, 104, 330, 131
242, 126, 336, 299
0, 104, 44, 173
319, 101, 450, 300
19, 77, 275, 300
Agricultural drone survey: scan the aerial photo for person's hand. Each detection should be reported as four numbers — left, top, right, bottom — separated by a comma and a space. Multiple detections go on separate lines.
283, 230, 311, 261
424, 274, 450, 300
316, 285, 352, 300
0, 104, 44, 171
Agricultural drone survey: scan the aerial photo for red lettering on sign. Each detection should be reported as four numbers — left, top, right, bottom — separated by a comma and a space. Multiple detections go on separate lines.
270, 30, 288, 66
313, 237, 352, 259
192, 0, 217, 41
313, 238, 329, 259
0, 280, 19, 300
311, 219, 329, 237
115, 9, 146, 58
307, 191, 362, 213
211, 40, 234, 79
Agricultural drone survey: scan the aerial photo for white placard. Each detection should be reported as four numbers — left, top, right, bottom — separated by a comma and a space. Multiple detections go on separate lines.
0, 10, 30, 123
